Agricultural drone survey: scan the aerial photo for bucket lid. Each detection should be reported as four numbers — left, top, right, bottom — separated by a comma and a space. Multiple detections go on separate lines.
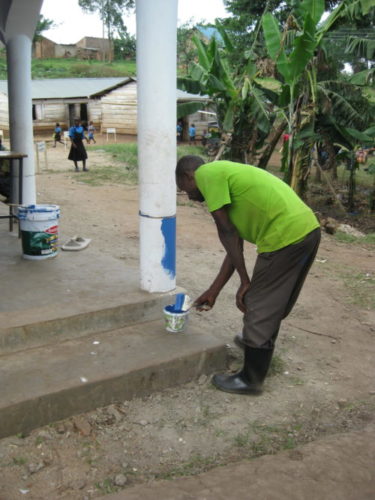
18, 204, 60, 220
18, 204, 60, 213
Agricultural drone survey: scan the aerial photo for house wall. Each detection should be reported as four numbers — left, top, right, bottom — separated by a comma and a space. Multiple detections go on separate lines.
100, 81, 138, 135
76, 48, 101, 60
0, 81, 210, 138
34, 38, 56, 59
31, 100, 102, 133
30, 101, 67, 132
77, 37, 111, 51
77, 37, 112, 60
55, 44, 77, 58
87, 99, 102, 125
187, 110, 211, 139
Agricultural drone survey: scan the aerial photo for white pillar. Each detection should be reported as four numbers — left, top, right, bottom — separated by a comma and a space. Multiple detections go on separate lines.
7, 34, 36, 204
136, 0, 178, 292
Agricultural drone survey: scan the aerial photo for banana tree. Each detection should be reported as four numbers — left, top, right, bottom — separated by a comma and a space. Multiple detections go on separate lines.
262, 0, 375, 196
178, 22, 281, 162
262, 0, 325, 194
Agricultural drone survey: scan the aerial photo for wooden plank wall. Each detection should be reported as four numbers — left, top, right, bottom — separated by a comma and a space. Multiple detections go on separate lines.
100, 81, 138, 135
88, 100, 102, 125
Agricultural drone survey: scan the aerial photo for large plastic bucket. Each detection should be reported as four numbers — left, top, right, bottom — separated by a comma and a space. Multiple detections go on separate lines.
18, 204, 60, 260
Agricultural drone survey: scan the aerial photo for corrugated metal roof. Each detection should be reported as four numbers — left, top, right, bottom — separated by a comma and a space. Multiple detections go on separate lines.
0, 77, 208, 101
0, 77, 132, 99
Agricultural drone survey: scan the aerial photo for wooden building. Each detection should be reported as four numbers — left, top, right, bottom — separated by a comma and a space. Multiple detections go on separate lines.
0, 77, 210, 137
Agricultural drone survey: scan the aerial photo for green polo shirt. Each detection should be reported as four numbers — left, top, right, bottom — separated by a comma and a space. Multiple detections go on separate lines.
194, 161, 319, 253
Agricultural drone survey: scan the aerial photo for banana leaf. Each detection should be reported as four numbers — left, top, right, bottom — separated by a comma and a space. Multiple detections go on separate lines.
222, 101, 236, 132
177, 101, 206, 119
297, 0, 325, 25
254, 77, 282, 94
190, 63, 207, 83
215, 21, 234, 52
345, 127, 374, 144
177, 77, 206, 96
192, 34, 211, 71
289, 14, 317, 83
262, 13, 291, 83
250, 87, 270, 133
361, 0, 375, 15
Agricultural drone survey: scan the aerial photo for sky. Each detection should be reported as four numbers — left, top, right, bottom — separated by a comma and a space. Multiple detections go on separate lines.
40, 0, 229, 44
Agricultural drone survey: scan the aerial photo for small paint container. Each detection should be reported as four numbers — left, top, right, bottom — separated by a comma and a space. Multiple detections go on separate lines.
163, 305, 189, 333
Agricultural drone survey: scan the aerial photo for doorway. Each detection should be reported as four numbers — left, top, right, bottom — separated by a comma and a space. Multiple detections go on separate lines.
80, 103, 88, 126
68, 104, 75, 128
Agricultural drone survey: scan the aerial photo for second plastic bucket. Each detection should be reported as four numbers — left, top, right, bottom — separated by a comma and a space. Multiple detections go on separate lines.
18, 204, 60, 260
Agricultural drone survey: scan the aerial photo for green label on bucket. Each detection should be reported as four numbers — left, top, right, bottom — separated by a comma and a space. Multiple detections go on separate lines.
21, 226, 58, 256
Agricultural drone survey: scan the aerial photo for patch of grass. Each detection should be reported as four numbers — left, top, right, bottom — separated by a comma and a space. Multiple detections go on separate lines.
91, 142, 138, 167
34, 436, 45, 446
95, 478, 118, 495
154, 400, 375, 482
232, 421, 299, 455
12, 457, 27, 466
268, 353, 286, 377
77, 164, 137, 186
234, 431, 250, 447
177, 144, 207, 160
341, 271, 375, 310
30, 57, 136, 80
249, 422, 298, 456
334, 231, 375, 245
156, 455, 217, 480
337, 164, 374, 190
288, 376, 305, 386
81, 142, 211, 187
0, 51, 136, 78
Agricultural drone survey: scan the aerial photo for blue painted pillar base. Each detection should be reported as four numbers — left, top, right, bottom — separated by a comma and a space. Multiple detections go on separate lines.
139, 212, 176, 292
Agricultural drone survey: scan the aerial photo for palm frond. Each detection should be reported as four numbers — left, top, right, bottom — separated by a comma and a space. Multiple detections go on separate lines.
249, 87, 270, 133
317, 80, 372, 129
346, 36, 375, 60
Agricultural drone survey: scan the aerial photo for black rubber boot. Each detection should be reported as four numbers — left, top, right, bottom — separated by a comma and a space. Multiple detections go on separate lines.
233, 333, 245, 350
212, 346, 274, 395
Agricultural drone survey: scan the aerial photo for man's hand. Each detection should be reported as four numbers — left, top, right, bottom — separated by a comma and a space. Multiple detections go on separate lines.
236, 281, 251, 313
193, 289, 217, 311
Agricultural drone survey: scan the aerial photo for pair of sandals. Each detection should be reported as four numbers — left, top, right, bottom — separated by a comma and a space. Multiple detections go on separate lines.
62, 235, 91, 251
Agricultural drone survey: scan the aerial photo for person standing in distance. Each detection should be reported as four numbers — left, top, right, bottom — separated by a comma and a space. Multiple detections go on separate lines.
68, 118, 88, 172
189, 123, 196, 145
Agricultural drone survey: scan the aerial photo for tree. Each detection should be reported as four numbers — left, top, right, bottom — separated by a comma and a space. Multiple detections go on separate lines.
78, 0, 135, 61
178, 20, 279, 162
33, 15, 55, 43
177, 21, 197, 75
261, 0, 375, 196
221, 0, 341, 67
113, 27, 136, 60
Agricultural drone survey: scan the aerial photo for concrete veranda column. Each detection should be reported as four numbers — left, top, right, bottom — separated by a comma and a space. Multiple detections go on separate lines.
6, 34, 36, 204
136, 0, 178, 292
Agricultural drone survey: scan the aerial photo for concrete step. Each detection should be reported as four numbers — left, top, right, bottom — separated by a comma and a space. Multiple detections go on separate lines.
0, 230, 186, 354
0, 288, 182, 355
0, 319, 227, 439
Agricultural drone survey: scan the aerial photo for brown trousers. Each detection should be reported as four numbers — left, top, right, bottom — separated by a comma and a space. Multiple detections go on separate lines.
242, 228, 321, 349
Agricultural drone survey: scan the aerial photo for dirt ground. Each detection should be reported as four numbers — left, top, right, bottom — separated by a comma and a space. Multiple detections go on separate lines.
0, 139, 374, 500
